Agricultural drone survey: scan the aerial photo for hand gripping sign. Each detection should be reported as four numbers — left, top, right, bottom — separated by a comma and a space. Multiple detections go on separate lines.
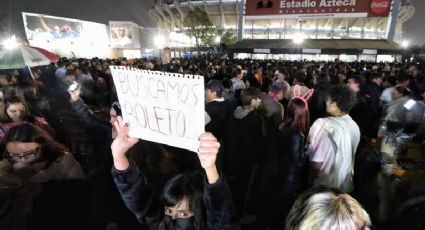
110, 66, 205, 152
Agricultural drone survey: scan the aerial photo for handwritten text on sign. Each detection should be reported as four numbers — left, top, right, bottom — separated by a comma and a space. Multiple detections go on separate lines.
110, 66, 205, 152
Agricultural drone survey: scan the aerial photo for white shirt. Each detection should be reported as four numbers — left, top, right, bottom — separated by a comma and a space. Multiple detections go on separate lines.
231, 78, 245, 91
380, 87, 395, 103
306, 115, 360, 192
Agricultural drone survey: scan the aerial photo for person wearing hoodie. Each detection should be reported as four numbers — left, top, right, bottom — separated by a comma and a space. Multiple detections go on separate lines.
223, 87, 265, 214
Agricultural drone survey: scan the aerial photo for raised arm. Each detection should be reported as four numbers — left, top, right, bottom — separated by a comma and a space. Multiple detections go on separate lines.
197, 132, 220, 184
198, 132, 240, 229
110, 117, 161, 227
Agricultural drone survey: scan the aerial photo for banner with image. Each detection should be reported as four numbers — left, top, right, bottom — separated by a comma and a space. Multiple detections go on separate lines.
245, 0, 392, 19
110, 22, 136, 48
23, 12, 82, 44
110, 66, 205, 152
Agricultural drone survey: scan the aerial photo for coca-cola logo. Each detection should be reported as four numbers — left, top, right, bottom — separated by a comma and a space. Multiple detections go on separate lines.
370, 0, 391, 16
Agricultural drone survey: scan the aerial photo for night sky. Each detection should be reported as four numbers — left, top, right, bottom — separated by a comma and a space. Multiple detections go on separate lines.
2, 0, 425, 46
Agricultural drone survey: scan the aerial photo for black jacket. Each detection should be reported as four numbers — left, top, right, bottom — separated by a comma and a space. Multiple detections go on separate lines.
205, 100, 231, 140
112, 163, 240, 230
224, 109, 265, 174
276, 127, 307, 195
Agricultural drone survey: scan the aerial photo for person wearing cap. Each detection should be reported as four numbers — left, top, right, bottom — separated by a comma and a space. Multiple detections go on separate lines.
205, 80, 231, 140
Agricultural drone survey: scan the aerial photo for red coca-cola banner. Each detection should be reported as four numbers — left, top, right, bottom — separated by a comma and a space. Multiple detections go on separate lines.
246, 0, 392, 19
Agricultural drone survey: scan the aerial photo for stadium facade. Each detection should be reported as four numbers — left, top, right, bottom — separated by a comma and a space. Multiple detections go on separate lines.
149, 0, 415, 62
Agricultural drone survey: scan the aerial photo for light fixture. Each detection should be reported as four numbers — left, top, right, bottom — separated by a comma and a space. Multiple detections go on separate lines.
293, 33, 305, 44
401, 40, 409, 48
154, 35, 165, 49
3, 35, 19, 50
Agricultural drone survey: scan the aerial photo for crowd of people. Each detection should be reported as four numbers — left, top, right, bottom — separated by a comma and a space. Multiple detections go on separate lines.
0, 56, 425, 230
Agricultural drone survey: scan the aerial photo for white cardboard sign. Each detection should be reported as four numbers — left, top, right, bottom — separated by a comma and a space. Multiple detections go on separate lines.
110, 66, 205, 152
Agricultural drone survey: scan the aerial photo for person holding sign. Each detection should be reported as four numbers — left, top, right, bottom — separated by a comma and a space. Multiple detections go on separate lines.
111, 117, 240, 230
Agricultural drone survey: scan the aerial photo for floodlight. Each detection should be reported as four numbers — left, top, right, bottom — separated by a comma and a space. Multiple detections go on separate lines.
401, 40, 409, 48
293, 33, 305, 44
3, 36, 19, 50
154, 35, 165, 49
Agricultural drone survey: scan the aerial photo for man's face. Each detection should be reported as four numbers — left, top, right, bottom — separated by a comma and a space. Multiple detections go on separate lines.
408, 66, 416, 75
205, 89, 216, 102
347, 79, 360, 93
252, 98, 262, 109
374, 77, 383, 86
276, 90, 284, 101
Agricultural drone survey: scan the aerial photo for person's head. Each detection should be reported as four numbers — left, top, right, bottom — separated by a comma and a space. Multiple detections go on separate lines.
17, 82, 37, 100
371, 73, 383, 86
293, 72, 307, 86
314, 73, 330, 88
241, 87, 262, 109
276, 69, 288, 81
205, 80, 224, 102
284, 98, 310, 135
64, 69, 76, 83
408, 64, 418, 76
285, 187, 371, 230
234, 68, 243, 80
326, 85, 357, 116
110, 101, 122, 126
4, 98, 28, 122
77, 64, 90, 75
0, 70, 9, 87
2, 123, 66, 167
222, 78, 233, 92
110, 101, 122, 138
346, 76, 361, 94
338, 72, 347, 82
268, 80, 287, 101
396, 75, 410, 87
392, 85, 411, 100
161, 173, 204, 229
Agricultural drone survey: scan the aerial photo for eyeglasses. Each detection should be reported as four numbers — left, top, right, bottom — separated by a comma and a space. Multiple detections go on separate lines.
7, 146, 40, 162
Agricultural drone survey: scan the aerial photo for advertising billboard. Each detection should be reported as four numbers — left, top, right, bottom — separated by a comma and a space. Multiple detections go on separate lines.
109, 21, 137, 48
245, 0, 392, 19
22, 12, 111, 58
23, 12, 82, 43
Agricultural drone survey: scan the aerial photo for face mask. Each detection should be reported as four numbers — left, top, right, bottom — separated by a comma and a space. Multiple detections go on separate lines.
163, 215, 196, 230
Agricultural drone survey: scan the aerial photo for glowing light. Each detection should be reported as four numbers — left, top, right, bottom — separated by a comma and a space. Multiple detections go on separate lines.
154, 35, 165, 49
3, 35, 19, 50
215, 36, 221, 44
401, 40, 409, 48
293, 33, 305, 44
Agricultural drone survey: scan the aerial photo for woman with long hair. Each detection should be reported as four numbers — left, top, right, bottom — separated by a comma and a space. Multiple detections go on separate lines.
273, 87, 312, 227
0, 97, 55, 140
0, 123, 84, 229
0, 122, 84, 182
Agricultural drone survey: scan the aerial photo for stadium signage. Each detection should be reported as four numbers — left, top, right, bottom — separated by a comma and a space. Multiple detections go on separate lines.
246, 0, 392, 19
280, 0, 356, 8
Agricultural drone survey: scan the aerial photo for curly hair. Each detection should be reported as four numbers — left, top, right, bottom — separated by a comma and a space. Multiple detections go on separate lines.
327, 85, 357, 114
